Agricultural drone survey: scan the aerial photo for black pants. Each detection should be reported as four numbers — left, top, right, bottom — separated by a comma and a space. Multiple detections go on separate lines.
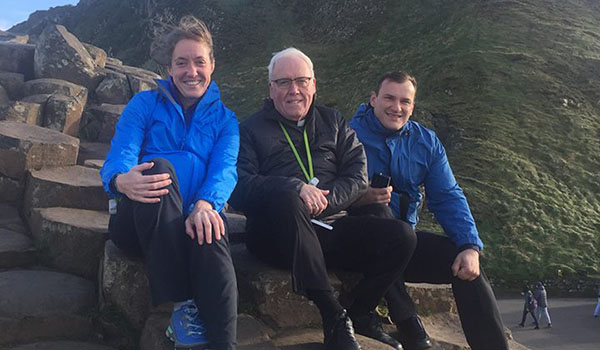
385, 231, 508, 350
521, 307, 539, 327
108, 158, 237, 350
245, 190, 416, 317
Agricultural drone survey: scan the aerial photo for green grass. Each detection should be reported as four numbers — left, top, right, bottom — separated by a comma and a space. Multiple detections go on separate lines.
23, 0, 599, 286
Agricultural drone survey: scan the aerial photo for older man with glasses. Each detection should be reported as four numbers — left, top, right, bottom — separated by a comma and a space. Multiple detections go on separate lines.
230, 48, 416, 350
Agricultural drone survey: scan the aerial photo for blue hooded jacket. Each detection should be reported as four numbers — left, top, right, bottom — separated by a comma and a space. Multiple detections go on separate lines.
100, 79, 240, 214
350, 103, 483, 249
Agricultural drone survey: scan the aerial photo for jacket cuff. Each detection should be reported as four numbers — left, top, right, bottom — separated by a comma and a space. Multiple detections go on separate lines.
109, 173, 122, 195
458, 244, 481, 254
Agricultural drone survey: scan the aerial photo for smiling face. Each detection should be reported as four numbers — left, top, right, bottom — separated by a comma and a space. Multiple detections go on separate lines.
370, 79, 416, 131
167, 39, 215, 109
269, 55, 316, 121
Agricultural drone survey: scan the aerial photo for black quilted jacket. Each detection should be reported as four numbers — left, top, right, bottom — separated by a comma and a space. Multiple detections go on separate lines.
230, 99, 368, 219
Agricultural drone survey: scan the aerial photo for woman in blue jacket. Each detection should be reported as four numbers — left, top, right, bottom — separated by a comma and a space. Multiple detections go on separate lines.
100, 16, 239, 350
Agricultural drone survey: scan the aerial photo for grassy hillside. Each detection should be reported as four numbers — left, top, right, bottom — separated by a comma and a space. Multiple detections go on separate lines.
12, 0, 600, 285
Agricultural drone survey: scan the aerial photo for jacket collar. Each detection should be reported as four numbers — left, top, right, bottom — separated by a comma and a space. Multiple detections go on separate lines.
155, 78, 221, 114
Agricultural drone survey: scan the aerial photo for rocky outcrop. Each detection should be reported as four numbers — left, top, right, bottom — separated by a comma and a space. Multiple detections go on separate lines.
0, 72, 25, 100
34, 25, 104, 90
0, 42, 35, 79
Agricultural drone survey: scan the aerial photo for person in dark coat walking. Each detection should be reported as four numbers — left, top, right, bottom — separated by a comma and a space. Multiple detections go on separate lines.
519, 286, 539, 329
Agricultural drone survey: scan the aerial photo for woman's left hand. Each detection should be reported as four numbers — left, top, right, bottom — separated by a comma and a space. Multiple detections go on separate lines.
184, 200, 225, 245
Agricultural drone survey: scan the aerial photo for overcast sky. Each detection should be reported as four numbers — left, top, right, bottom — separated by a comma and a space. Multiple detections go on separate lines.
1, 0, 79, 31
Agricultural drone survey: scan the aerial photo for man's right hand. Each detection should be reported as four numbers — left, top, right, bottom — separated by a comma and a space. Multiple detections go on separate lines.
299, 184, 329, 216
353, 186, 393, 207
115, 162, 172, 203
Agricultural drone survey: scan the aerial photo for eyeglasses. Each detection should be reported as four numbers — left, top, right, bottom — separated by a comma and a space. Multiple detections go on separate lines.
271, 77, 313, 89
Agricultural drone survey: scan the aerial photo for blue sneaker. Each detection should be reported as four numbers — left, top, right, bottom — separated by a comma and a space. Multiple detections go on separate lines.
166, 302, 210, 349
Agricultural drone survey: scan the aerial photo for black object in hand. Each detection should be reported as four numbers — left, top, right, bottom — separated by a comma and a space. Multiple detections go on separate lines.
371, 172, 391, 188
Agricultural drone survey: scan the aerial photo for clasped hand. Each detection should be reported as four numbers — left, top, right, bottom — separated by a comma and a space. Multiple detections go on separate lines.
299, 184, 330, 216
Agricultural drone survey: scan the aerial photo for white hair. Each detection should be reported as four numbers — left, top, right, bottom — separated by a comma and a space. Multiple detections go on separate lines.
267, 47, 314, 81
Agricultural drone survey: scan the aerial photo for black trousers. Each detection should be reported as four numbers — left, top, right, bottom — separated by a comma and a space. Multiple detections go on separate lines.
108, 158, 237, 350
245, 190, 416, 317
385, 231, 508, 350
520, 307, 539, 327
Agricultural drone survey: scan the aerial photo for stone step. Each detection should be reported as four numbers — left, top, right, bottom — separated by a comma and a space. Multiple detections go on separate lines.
0, 203, 27, 234
140, 313, 277, 350
83, 159, 104, 169
225, 212, 247, 244
77, 142, 110, 165
29, 207, 109, 280
0, 228, 36, 268
0, 269, 95, 346
231, 244, 341, 329
6, 341, 118, 350
23, 165, 108, 217
100, 240, 150, 330
0, 120, 79, 180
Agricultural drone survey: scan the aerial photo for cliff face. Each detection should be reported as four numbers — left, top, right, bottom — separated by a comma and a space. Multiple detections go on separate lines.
10, 0, 600, 284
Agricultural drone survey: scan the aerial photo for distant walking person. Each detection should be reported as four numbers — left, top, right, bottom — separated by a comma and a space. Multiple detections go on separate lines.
519, 286, 539, 329
594, 285, 600, 318
534, 281, 552, 327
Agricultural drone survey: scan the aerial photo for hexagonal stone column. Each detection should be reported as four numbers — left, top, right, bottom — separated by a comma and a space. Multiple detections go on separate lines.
0, 228, 36, 268
24, 78, 88, 105
0, 121, 79, 179
0, 270, 95, 345
23, 165, 108, 217
43, 94, 84, 136
0, 42, 35, 79
100, 240, 151, 330
29, 207, 109, 280
79, 104, 124, 142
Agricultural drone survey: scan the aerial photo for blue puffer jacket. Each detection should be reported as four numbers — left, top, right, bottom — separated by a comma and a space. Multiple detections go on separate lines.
350, 103, 483, 249
100, 79, 240, 214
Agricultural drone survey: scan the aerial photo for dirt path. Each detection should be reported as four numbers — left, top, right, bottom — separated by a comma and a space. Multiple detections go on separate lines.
497, 298, 600, 350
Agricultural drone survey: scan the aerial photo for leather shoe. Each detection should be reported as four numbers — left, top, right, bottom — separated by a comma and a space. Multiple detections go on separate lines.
324, 310, 361, 350
396, 315, 432, 350
352, 311, 403, 349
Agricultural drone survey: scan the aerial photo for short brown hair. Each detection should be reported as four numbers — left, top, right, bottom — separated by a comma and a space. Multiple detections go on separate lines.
150, 15, 214, 67
375, 71, 417, 95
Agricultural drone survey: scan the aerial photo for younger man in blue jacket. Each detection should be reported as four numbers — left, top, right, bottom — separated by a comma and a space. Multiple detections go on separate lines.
350, 71, 508, 350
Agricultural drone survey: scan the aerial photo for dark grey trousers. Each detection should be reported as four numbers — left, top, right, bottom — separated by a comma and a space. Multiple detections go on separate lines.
108, 158, 237, 350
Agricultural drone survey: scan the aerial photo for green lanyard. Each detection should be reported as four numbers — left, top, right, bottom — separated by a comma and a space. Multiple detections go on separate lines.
279, 122, 313, 183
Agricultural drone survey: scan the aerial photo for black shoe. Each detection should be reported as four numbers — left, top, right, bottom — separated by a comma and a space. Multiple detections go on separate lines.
324, 310, 361, 350
396, 315, 433, 350
352, 311, 403, 350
